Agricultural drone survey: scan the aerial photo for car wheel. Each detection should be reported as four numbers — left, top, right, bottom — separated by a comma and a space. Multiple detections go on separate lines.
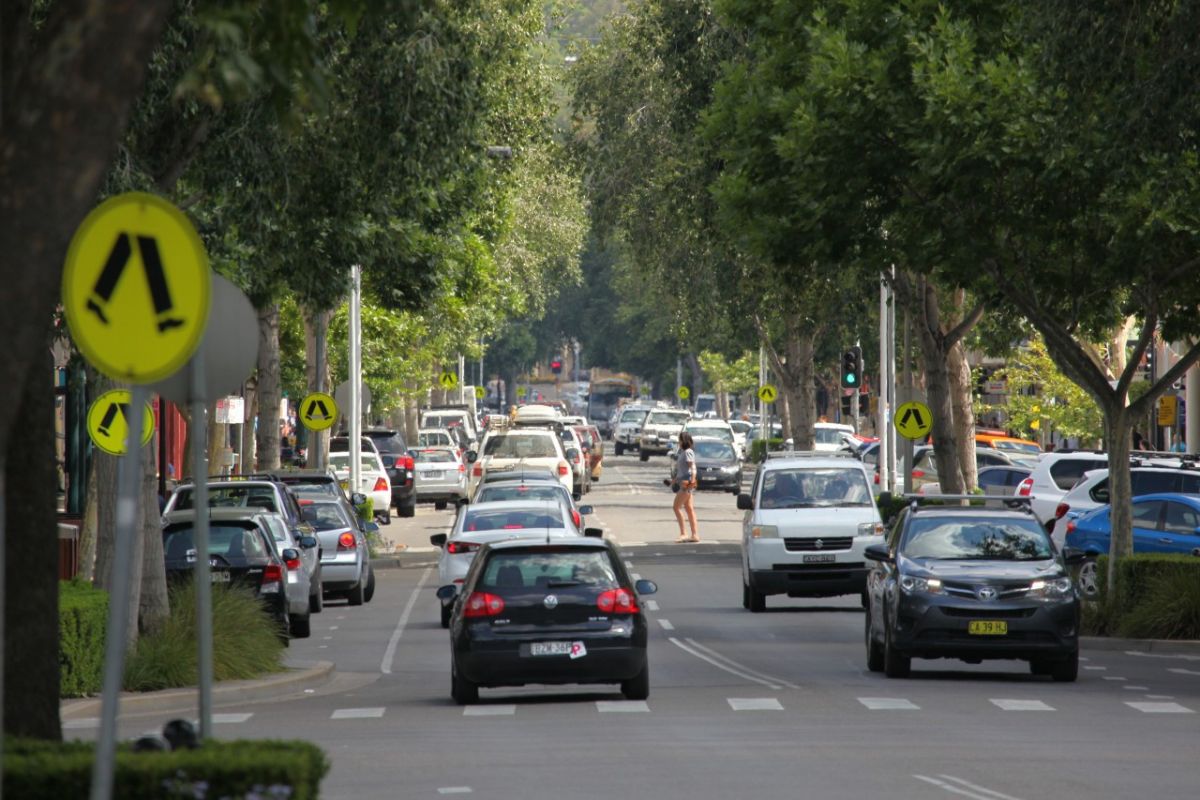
747, 581, 766, 613
381, 510, 391, 525
399, 499, 416, 518
451, 658, 478, 705
615, 443, 625, 456
364, 565, 376, 603
276, 611, 291, 646
290, 611, 312, 639
435, 500, 448, 511
860, 589, 870, 609
621, 661, 650, 701
1077, 558, 1099, 598
1050, 649, 1079, 683
440, 602, 452, 629
348, 572, 366, 606
309, 582, 324, 614
639, 451, 650, 462
741, 578, 751, 610
866, 613, 884, 673
883, 622, 910, 678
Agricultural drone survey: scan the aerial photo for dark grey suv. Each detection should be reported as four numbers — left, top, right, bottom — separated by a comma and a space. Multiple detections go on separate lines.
864, 498, 1083, 681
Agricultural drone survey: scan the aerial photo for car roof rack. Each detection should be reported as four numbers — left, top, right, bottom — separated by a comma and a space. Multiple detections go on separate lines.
765, 450, 857, 460
892, 493, 1034, 513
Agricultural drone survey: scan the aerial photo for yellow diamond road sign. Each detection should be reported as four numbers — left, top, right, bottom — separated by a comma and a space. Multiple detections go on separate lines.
439, 371, 459, 391
894, 401, 933, 441
87, 390, 155, 456
300, 392, 338, 431
758, 384, 778, 403
676, 386, 690, 401
63, 192, 211, 384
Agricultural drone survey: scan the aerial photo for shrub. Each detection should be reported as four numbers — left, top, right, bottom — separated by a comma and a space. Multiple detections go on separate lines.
4, 737, 328, 799
1081, 554, 1200, 639
124, 581, 285, 692
59, 580, 108, 697
356, 495, 373, 523
749, 438, 785, 463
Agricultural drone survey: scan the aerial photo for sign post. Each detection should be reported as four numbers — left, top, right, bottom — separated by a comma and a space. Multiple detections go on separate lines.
190, 348, 214, 741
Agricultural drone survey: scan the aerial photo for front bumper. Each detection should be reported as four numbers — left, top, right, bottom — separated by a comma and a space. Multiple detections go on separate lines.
696, 470, 741, 491
747, 536, 877, 597
454, 623, 647, 687
891, 595, 1079, 660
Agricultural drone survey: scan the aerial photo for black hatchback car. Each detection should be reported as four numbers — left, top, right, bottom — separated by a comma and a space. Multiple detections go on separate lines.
864, 498, 1083, 681
439, 538, 657, 704
674, 436, 742, 493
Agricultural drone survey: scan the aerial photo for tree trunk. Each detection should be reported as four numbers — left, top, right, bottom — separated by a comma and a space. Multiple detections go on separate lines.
78, 465, 99, 582
3, 342, 62, 739
686, 352, 704, 398
1108, 316, 1137, 378
256, 303, 283, 470
139, 435, 168, 635
208, 402, 226, 476
1103, 405, 1134, 594
948, 338, 977, 491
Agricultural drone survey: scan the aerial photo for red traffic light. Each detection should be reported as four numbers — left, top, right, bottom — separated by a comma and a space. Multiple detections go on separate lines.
550, 360, 563, 374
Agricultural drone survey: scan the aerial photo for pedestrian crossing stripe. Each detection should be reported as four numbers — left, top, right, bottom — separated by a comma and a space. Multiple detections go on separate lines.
87, 389, 155, 455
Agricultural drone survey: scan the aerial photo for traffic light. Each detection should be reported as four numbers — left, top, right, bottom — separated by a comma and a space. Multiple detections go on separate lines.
550, 359, 562, 375
840, 347, 862, 389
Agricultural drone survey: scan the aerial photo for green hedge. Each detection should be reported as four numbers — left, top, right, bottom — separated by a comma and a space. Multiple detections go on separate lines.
749, 438, 786, 463
4, 738, 328, 799
59, 580, 107, 698
1082, 554, 1200, 640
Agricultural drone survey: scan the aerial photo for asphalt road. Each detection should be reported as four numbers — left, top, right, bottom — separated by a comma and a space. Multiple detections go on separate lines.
69, 454, 1200, 799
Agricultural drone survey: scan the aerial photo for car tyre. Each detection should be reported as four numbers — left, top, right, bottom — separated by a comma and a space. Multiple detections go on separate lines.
639, 451, 650, 462
747, 580, 766, 613
364, 565, 376, 603
861, 589, 870, 609
399, 499, 416, 518
290, 611, 312, 639
348, 572, 366, 606
309, 581, 324, 614
866, 614, 885, 673
1050, 649, 1079, 683
621, 662, 650, 700
276, 611, 291, 646
451, 659, 478, 705
883, 623, 910, 678
741, 579, 751, 610
435, 500, 448, 511
1077, 557, 1099, 598
615, 443, 625, 457
440, 602, 452, 629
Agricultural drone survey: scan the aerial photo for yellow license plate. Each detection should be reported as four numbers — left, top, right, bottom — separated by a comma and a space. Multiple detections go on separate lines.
968, 620, 1008, 635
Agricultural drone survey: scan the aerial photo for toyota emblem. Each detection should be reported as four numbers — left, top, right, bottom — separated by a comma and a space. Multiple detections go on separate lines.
543, 595, 558, 609
977, 586, 997, 601
814, 539, 824, 550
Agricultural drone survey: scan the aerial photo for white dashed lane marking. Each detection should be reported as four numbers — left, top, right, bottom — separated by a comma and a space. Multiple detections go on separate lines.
657, 618, 675, 630
645, 600, 659, 611
859, 697, 920, 710
63, 718, 99, 730
1126, 701, 1194, 714
990, 699, 1054, 712
1168, 667, 1200, 676
211, 713, 253, 724
437, 788, 473, 795
463, 705, 516, 717
728, 698, 783, 711
596, 700, 650, 713
1123, 686, 1149, 691
331, 707, 386, 720
1084, 665, 1107, 671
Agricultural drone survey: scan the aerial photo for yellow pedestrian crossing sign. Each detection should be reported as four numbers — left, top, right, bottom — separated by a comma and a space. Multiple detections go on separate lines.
474, 386, 486, 400
676, 386, 690, 401
894, 401, 933, 440
758, 384, 778, 403
516, 386, 528, 399
300, 392, 338, 431
87, 390, 155, 456
439, 371, 459, 391
63, 193, 211, 384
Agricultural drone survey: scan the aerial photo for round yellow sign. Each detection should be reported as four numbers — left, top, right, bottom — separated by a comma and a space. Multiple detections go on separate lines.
300, 392, 338, 431
894, 401, 933, 441
474, 386, 486, 400
516, 386, 528, 398
439, 371, 459, 391
758, 384, 778, 403
63, 193, 211, 384
676, 386, 690, 401
87, 390, 155, 456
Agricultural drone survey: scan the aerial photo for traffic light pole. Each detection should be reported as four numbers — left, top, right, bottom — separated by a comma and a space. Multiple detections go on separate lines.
852, 340, 861, 434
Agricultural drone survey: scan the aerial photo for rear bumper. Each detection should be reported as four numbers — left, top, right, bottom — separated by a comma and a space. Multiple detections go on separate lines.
455, 629, 646, 686
320, 558, 362, 590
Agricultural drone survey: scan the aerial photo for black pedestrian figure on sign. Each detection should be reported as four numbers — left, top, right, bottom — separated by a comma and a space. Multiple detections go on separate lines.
86, 233, 184, 332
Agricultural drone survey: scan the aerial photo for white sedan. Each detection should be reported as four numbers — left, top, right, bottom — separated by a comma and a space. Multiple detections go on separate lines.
329, 451, 392, 524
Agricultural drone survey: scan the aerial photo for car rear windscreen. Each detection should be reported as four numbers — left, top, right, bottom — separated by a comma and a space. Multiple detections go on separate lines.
302, 503, 352, 531
415, 449, 456, 463
173, 486, 278, 512
163, 524, 271, 563
484, 434, 558, 459
476, 485, 565, 504
479, 550, 617, 590
463, 509, 564, 531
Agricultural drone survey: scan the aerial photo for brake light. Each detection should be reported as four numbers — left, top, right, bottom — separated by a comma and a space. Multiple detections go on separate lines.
1066, 520, 1077, 535
260, 563, 284, 594
464, 591, 505, 617
597, 588, 639, 614
558, 462, 569, 476
1017, 477, 1033, 497
285, 555, 302, 570
446, 541, 480, 555
338, 532, 356, 550
402, 455, 415, 471
572, 509, 581, 528
1054, 502, 1069, 520
503, 524, 523, 529
373, 477, 388, 492
458, 463, 466, 473
911, 470, 925, 479
473, 463, 483, 477
298, 498, 314, 506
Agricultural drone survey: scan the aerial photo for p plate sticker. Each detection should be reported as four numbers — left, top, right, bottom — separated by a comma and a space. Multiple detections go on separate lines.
570, 642, 588, 660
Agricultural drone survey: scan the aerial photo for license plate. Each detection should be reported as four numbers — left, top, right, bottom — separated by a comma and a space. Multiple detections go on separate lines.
803, 554, 836, 563
423, 470, 443, 479
530, 642, 572, 656
968, 620, 1008, 635
210, 571, 230, 583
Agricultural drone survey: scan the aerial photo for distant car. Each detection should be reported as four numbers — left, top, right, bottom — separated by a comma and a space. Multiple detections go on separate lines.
814, 422, 855, 452
413, 446, 468, 510
364, 429, 416, 518
257, 511, 325, 627
975, 465, 1033, 495
574, 424, 605, 482
420, 407, 480, 448
430, 500, 584, 627
558, 426, 590, 498
1048, 463, 1200, 548
682, 419, 739, 459
1065, 493, 1200, 596
865, 500, 1082, 681
164, 478, 314, 542
673, 436, 742, 493
1017, 451, 1109, 523
438, 537, 657, 704
417, 428, 456, 449
329, 450, 393, 524
300, 498, 375, 605
469, 428, 572, 497
613, 406, 652, 456
728, 420, 753, 459
975, 430, 1042, 456
638, 408, 691, 460
472, 480, 591, 530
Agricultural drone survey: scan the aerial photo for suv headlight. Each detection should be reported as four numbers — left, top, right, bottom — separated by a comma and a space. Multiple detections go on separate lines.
899, 575, 943, 594
858, 522, 884, 537
1029, 577, 1073, 599
721, 465, 740, 474
751, 525, 779, 539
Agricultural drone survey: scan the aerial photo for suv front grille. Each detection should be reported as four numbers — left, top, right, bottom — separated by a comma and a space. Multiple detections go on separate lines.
784, 537, 854, 552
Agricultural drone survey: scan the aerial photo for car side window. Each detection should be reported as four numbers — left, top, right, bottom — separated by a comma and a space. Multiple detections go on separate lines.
1088, 478, 1110, 503
1133, 471, 1179, 495
1162, 502, 1200, 535
1180, 474, 1200, 494
1132, 501, 1163, 530
749, 467, 763, 504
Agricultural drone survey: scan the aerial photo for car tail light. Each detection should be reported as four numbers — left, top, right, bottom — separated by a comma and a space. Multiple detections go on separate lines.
298, 498, 314, 506
571, 510, 581, 528
446, 541, 480, 554
597, 588, 639, 614
1054, 502, 1069, 520
1065, 520, 1077, 535
402, 455, 415, 471
373, 477, 388, 492
285, 554, 302, 570
911, 470, 925, 479
473, 463, 483, 477
338, 532, 356, 550
458, 463, 466, 473
260, 563, 284, 594
464, 591, 505, 617
1017, 477, 1033, 497
558, 462, 569, 476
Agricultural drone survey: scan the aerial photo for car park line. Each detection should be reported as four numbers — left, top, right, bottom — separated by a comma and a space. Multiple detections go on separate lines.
381, 567, 432, 675
913, 774, 1027, 800
330, 707, 386, 719
644, 599, 659, 611
1167, 667, 1200, 676
859, 698, 919, 710
727, 698, 783, 711
437, 789, 473, 796
657, 618, 674, 630
1125, 701, 1194, 713
989, 699, 1054, 711
595, 700, 649, 712
1126, 650, 1200, 661
463, 705, 516, 716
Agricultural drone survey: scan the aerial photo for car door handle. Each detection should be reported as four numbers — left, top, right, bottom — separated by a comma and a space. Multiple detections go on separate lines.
1158, 537, 1173, 544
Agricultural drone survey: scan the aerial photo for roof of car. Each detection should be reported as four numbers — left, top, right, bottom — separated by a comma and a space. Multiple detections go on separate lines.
174, 479, 283, 490
163, 508, 275, 525
480, 537, 612, 553
259, 470, 337, 484
464, 499, 563, 512
763, 453, 866, 469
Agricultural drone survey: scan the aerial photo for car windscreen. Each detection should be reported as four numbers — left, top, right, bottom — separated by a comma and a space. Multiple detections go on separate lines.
729, 421, 752, 434
302, 503, 353, 531
647, 411, 689, 425
424, 414, 464, 430
483, 434, 558, 459
994, 440, 1041, 454
173, 486, 278, 512
815, 428, 849, 445
163, 523, 272, 564
462, 509, 564, 531
476, 485, 566, 504
418, 432, 451, 446
329, 454, 381, 473
479, 549, 617, 591
688, 426, 732, 442
414, 449, 456, 463
902, 516, 1053, 561
620, 409, 648, 423
758, 468, 872, 508
694, 441, 735, 460
287, 482, 340, 499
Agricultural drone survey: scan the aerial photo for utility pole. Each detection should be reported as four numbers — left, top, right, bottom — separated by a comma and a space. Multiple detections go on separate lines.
349, 265, 362, 498
878, 275, 891, 492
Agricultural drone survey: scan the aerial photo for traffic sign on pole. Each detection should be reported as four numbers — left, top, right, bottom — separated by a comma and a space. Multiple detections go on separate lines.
86, 390, 155, 455
676, 386, 690, 401
894, 401, 933, 440
300, 392, 338, 431
757, 384, 778, 404
439, 371, 459, 391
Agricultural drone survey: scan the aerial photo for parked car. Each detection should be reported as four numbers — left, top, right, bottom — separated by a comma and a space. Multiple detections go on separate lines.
430, 499, 584, 627
162, 508, 316, 641
1065, 493, 1200, 596
1048, 463, 1200, 548
1017, 451, 1109, 523
559, 426, 590, 497
814, 422, 856, 452
909, 447, 1017, 493
975, 430, 1042, 456
437, 537, 657, 703
728, 420, 753, 459
865, 497, 1082, 680
574, 424, 605, 483
672, 436, 742, 493
975, 465, 1033, 495
420, 406, 480, 447
328, 450, 392, 524
265, 469, 369, 536
738, 453, 884, 611
363, 429, 416, 518
413, 446, 468, 510
258, 511, 324, 627
164, 478, 314, 542
299, 498, 375, 605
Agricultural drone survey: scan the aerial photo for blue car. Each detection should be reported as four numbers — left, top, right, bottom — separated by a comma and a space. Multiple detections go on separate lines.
1065, 492, 1200, 595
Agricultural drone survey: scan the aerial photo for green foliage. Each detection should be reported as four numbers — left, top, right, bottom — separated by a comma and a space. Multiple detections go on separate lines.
698, 351, 759, 397
3, 737, 328, 799
123, 582, 284, 692
1081, 554, 1200, 640
356, 496, 374, 525
749, 438, 786, 463
59, 581, 108, 698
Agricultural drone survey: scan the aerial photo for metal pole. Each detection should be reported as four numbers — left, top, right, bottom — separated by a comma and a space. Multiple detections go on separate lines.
676, 357, 683, 407
190, 352, 214, 740
1188, 354, 1200, 454
852, 340, 861, 435
887, 272, 897, 492
903, 310, 914, 496
759, 347, 768, 443
90, 384, 147, 800
350, 266, 362, 495
878, 277, 890, 492
312, 311, 326, 471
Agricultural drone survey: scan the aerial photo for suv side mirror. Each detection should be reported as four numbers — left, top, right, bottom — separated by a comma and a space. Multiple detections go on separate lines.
584, 527, 604, 538
281, 548, 300, 562
436, 585, 458, 601
634, 579, 657, 595
430, 533, 447, 548
298, 535, 318, 549
578, 505, 593, 516
863, 543, 892, 563
736, 493, 753, 511
466, 451, 478, 463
